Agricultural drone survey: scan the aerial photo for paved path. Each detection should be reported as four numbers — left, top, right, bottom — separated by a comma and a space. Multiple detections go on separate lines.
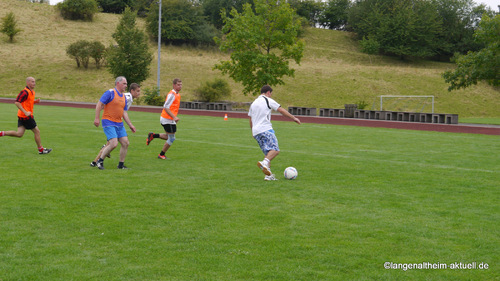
1, 97, 499, 136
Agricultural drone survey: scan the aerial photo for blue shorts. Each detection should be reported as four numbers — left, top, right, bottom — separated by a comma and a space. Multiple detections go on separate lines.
103, 126, 127, 141
254, 130, 279, 155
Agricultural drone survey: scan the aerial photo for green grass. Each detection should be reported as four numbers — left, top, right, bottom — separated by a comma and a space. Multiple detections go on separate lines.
0, 103, 498, 280
0, 0, 499, 120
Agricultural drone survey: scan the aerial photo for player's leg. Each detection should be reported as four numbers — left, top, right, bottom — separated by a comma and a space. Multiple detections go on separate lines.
96, 127, 119, 170
28, 119, 51, 154
116, 126, 129, 169
117, 136, 129, 166
158, 124, 176, 159
1, 118, 27, 138
1, 126, 26, 138
147, 132, 168, 145
255, 130, 280, 176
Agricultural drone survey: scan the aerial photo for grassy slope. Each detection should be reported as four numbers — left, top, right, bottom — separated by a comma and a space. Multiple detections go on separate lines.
0, 0, 499, 118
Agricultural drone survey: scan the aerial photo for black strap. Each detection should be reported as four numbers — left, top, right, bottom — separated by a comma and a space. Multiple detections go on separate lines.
262, 96, 271, 109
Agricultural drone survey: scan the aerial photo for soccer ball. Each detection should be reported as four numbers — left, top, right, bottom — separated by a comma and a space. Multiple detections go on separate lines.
284, 167, 298, 180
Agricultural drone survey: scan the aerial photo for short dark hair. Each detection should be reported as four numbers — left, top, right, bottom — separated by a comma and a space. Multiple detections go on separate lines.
173, 78, 182, 85
260, 85, 273, 94
129, 83, 140, 91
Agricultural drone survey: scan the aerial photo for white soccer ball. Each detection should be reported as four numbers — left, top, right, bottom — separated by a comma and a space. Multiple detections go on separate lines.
284, 167, 298, 180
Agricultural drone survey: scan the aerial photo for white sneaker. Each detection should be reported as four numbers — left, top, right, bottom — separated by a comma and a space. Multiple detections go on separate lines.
257, 161, 272, 176
264, 174, 277, 181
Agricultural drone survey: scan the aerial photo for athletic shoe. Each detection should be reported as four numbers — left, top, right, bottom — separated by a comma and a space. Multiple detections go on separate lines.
117, 165, 128, 169
39, 148, 52, 154
97, 161, 105, 170
147, 132, 154, 145
158, 154, 166, 160
257, 161, 271, 176
264, 174, 278, 181
90, 162, 97, 167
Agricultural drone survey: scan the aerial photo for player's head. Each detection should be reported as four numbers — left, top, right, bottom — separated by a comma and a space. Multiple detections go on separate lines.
115, 76, 127, 92
260, 85, 272, 95
26, 77, 36, 90
129, 83, 141, 99
173, 78, 182, 92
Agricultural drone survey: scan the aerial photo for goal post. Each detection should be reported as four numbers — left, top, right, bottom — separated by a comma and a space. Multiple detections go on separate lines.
378, 95, 434, 113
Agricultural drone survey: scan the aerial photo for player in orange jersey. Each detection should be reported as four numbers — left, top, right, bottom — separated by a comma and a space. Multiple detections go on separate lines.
93, 76, 136, 169
146, 78, 182, 159
0, 77, 52, 154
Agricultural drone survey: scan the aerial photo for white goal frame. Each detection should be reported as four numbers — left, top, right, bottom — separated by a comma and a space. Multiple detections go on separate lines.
378, 95, 434, 113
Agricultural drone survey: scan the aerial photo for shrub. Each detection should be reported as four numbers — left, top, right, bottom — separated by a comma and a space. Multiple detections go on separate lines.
1, 12, 22, 42
57, 0, 99, 21
356, 100, 369, 109
89, 41, 106, 68
194, 78, 231, 102
67, 40, 106, 68
141, 87, 164, 106
360, 36, 380, 55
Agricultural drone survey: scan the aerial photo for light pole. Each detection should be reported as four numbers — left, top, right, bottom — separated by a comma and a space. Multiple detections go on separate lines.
157, 0, 162, 90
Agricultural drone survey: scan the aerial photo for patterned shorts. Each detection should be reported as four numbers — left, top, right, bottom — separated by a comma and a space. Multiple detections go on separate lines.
254, 130, 279, 155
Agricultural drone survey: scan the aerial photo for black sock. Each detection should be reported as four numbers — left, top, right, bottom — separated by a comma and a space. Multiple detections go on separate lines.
118, 162, 124, 168
154, 134, 160, 138
98, 158, 104, 163
160, 151, 165, 156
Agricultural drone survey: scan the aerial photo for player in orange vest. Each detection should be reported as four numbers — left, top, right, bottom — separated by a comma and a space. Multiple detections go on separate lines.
0, 77, 52, 154
90, 83, 141, 167
146, 78, 182, 159
93, 76, 136, 169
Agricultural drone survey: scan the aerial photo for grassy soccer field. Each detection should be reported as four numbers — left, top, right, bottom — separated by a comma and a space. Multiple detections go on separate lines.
0, 103, 498, 280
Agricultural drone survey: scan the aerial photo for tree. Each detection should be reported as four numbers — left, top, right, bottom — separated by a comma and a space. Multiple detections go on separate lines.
1, 12, 22, 42
288, 0, 324, 27
97, 0, 134, 14
215, 0, 305, 95
319, 0, 351, 30
348, 0, 442, 59
146, 0, 215, 45
201, 0, 250, 29
89, 41, 106, 68
57, 0, 99, 21
66, 40, 90, 68
433, 0, 495, 60
442, 15, 500, 90
107, 7, 153, 85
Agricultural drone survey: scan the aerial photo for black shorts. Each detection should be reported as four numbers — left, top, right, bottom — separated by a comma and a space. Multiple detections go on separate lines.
162, 123, 177, 134
18, 117, 37, 130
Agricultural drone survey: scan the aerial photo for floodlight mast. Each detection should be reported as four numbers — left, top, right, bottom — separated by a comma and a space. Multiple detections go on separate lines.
157, 0, 162, 90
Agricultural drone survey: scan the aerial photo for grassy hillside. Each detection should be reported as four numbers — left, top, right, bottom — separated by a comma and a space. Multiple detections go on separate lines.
0, 0, 499, 118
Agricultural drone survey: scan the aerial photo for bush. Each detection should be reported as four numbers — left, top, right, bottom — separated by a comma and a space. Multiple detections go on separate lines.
356, 100, 369, 110
359, 36, 380, 55
141, 87, 164, 106
89, 41, 106, 68
57, 0, 99, 21
1, 12, 22, 42
66, 40, 105, 68
194, 78, 231, 102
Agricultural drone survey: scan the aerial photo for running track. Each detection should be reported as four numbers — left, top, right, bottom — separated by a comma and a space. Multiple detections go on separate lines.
1, 98, 499, 136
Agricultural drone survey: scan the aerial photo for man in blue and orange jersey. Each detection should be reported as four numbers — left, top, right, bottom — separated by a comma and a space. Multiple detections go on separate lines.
93, 76, 136, 170
146, 78, 182, 159
90, 83, 141, 167
0, 77, 52, 154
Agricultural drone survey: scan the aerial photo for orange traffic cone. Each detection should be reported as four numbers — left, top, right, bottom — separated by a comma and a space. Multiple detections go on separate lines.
224, 114, 228, 121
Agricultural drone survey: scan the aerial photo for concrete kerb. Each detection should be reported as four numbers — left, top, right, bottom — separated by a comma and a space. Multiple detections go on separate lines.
1, 97, 499, 136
